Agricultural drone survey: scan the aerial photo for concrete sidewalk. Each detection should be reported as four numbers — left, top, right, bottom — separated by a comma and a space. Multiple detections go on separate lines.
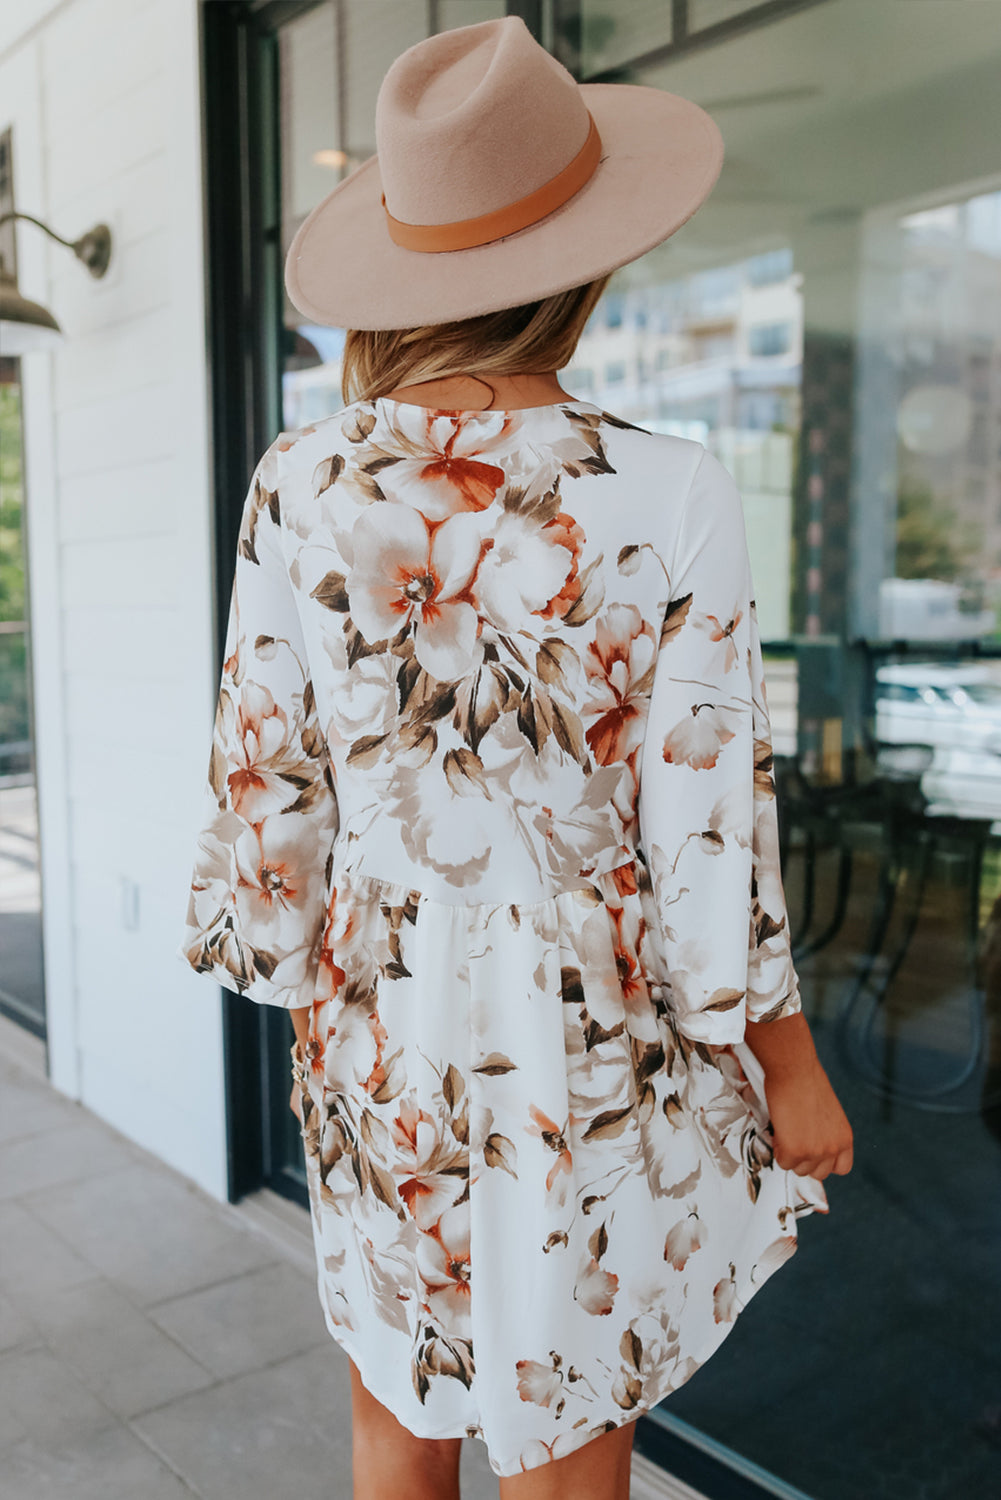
0, 1015, 682, 1500
0, 1016, 501, 1499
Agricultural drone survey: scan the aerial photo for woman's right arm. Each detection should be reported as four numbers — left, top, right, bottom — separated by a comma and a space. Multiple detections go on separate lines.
637, 443, 853, 1182
637, 445, 801, 1046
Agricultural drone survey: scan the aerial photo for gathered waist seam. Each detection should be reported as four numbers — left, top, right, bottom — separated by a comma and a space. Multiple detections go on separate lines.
327, 846, 639, 913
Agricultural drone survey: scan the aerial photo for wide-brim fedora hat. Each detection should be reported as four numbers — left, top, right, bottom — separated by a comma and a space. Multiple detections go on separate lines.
285, 15, 724, 331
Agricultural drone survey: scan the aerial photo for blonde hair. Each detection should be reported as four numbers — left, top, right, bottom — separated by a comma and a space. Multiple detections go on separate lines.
341, 276, 611, 404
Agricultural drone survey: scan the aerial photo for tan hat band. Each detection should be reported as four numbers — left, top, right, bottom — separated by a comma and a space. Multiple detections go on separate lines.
383, 114, 602, 253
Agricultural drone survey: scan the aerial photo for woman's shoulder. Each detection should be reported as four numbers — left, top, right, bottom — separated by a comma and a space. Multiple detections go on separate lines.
588, 407, 703, 452
581, 407, 706, 482
267, 399, 373, 465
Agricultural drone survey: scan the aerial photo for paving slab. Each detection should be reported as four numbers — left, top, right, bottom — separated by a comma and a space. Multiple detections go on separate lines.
150, 1259, 331, 1380
24, 1162, 279, 1306
0, 1112, 138, 1199
27, 1278, 217, 1420
0, 1288, 41, 1354
460, 1430, 500, 1498
0, 1199, 103, 1314
0, 1346, 118, 1450
134, 1337, 500, 1500
133, 1343, 357, 1500
3, 1424, 198, 1500
0, 1027, 501, 1499
0, 1056, 84, 1145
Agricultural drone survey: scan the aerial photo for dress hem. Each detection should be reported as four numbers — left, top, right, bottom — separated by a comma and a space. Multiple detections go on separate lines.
307, 1218, 815, 1478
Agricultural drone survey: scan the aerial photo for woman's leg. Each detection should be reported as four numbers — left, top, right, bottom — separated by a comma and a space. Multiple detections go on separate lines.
498, 1420, 635, 1500
348, 1358, 463, 1500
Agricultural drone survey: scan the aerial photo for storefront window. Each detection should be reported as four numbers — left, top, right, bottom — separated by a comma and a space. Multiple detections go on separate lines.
0, 360, 45, 1037
273, 3, 1001, 1495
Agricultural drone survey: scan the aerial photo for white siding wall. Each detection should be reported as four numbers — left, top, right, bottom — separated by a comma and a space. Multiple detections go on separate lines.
1, 0, 229, 1197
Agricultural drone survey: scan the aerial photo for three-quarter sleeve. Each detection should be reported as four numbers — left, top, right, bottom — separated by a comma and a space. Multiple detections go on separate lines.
638, 445, 801, 1045
178, 439, 339, 1007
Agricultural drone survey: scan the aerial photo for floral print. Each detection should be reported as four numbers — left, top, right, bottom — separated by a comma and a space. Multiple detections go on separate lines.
179, 398, 828, 1478
347, 505, 485, 678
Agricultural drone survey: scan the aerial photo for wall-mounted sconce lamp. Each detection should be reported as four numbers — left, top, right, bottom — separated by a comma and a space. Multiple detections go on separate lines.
0, 212, 113, 356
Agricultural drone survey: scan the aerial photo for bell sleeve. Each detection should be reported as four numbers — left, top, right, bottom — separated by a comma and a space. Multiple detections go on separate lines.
638, 445, 801, 1045
177, 438, 339, 1008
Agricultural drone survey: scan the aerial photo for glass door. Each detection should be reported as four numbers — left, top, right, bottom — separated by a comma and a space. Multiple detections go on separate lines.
0, 131, 44, 1040
0, 353, 45, 1039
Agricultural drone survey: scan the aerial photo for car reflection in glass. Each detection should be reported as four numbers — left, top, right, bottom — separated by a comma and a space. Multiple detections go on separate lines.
875, 664, 1001, 821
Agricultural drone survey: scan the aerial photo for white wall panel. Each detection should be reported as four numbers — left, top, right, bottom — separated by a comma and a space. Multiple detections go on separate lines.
41, 0, 162, 119
61, 533, 178, 609
48, 231, 172, 338
58, 457, 173, 541
52, 294, 172, 416
1, 0, 226, 1199
45, 75, 168, 205
64, 673, 188, 752
51, 151, 169, 267
56, 382, 177, 477
0, 0, 66, 61
61, 606, 179, 678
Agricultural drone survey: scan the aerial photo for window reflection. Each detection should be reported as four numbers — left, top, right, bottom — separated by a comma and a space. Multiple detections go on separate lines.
0, 361, 45, 1038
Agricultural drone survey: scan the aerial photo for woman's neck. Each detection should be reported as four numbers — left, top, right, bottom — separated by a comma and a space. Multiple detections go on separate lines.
381, 371, 572, 411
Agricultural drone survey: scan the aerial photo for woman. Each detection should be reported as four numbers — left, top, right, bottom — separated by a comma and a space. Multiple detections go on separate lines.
180, 17, 852, 1500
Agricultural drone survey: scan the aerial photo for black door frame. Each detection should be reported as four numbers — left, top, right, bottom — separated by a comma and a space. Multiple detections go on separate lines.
201, 0, 297, 1205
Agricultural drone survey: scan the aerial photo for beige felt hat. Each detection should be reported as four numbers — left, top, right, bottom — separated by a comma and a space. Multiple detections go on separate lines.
284, 15, 724, 332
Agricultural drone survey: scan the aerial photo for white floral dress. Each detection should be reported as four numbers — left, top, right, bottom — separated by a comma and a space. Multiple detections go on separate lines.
179, 397, 828, 1478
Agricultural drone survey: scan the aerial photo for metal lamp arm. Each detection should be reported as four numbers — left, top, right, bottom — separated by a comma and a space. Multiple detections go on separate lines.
0, 211, 112, 278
